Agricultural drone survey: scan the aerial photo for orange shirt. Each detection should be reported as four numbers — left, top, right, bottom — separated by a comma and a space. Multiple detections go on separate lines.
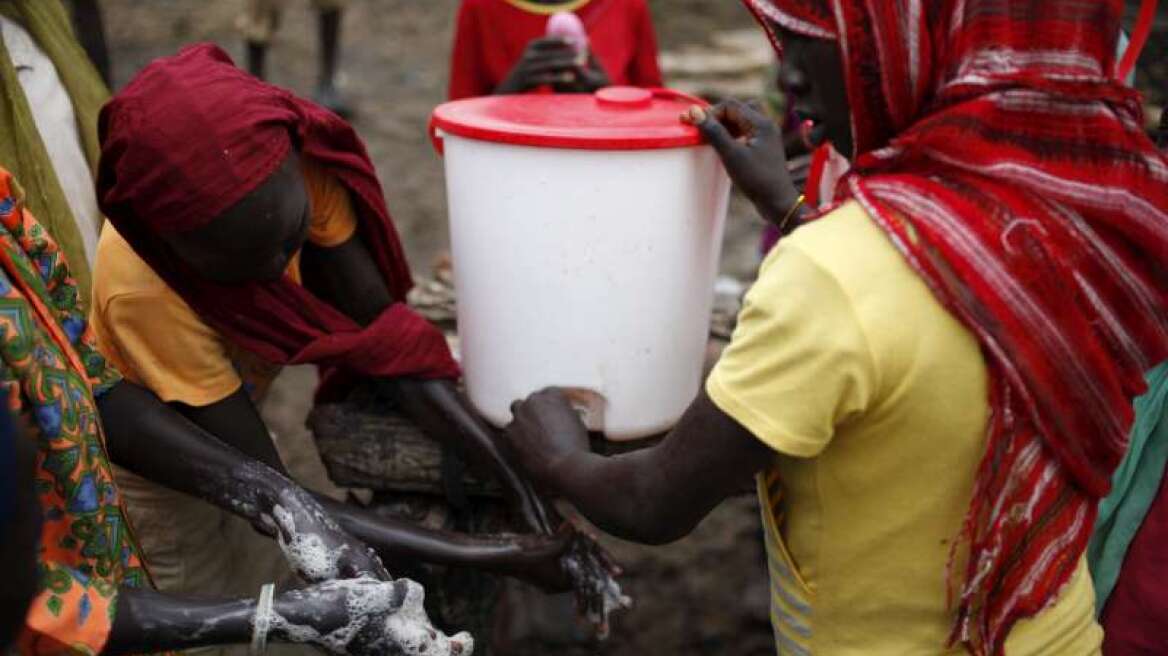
90, 159, 357, 405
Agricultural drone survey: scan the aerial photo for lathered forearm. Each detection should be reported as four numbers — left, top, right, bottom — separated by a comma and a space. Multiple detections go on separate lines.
98, 381, 388, 581
100, 382, 293, 521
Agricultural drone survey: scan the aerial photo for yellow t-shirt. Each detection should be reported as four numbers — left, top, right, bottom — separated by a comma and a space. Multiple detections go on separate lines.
706, 201, 1102, 655
89, 159, 358, 405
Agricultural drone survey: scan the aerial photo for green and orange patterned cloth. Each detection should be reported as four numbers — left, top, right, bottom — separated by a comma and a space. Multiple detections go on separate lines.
0, 166, 150, 656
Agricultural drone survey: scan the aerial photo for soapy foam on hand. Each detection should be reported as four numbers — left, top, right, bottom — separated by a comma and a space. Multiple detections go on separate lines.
562, 538, 632, 639
266, 578, 473, 656
382, 579, 473, 655
270, 504, 348, 581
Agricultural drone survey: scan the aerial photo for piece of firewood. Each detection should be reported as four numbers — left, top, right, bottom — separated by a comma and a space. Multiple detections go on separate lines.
309, 403, 503, 496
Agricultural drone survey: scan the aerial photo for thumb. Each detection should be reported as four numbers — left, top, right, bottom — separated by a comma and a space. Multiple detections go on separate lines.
685, 105, 739, 160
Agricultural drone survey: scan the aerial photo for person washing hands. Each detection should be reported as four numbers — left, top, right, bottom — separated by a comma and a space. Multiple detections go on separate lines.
0, 164, 472, 656
447, 0, 662, 99
502, 1, 1168, 655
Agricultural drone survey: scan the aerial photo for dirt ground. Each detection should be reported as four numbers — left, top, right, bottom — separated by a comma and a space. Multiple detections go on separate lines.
100, 1, 775, 654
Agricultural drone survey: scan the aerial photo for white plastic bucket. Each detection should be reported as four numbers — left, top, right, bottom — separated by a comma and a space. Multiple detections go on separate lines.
433, 89, 731, 440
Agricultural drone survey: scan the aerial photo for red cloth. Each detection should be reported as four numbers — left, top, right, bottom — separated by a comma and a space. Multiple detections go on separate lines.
1101, 462, 1168, 655
97, 44, 459, 386
744, 2, 1168, 655
447, 0, 663, 100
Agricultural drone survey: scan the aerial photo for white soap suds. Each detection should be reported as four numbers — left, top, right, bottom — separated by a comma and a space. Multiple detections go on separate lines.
269, 578, 473, 656
563, 542, 632, 639
269, 504, 347, 581
382, 580, 473, 656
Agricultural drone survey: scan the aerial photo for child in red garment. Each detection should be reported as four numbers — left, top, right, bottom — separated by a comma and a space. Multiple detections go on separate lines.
448, 0, 663, 99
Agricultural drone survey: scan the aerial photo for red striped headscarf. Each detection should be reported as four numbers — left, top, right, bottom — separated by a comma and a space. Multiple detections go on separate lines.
743, 1, 1168, 654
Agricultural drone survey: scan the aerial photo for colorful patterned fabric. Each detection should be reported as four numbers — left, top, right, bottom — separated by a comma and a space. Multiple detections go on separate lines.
742, 2, 1168, 655
0, 166, 149, 656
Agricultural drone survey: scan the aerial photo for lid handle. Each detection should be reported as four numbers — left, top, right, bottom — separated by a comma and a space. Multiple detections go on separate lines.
648, 87, 709, 108
428, 115, 445, 157
594, 86, 653, 108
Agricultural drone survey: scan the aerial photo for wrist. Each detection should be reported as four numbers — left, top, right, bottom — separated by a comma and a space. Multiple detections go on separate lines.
271, 589, 347, 641
754, 186, 802, 225
540, 449, 592, 497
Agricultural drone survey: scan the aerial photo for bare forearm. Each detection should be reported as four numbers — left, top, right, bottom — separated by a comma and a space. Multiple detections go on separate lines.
98, 382, 293, 525
506, 390, 771, 545
387, 378, 555, 534
105, 587, 255, 655
301, 237, 557, 533
316, 495, 561, 572
105, 583, 366, 655
546, 449, 703, 545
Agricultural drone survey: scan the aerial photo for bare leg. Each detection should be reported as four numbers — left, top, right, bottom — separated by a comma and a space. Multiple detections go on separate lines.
314, 7, 353, 118
246, 40, 268, 79
68, 0, 111, 86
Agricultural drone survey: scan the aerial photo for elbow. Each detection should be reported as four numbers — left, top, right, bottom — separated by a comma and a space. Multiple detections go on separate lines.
611, 484, 703, 546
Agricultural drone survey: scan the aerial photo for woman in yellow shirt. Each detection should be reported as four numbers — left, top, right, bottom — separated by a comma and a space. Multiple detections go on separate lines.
501, 1, 1168, 655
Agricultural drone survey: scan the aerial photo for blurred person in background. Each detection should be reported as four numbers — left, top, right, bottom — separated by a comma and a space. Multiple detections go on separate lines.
448, 0, 662, 99
240, 0, 353, 117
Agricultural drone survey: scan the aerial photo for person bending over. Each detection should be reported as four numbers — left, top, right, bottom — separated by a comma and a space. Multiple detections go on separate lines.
92, 43, 618, 632
0, 165, 475, 656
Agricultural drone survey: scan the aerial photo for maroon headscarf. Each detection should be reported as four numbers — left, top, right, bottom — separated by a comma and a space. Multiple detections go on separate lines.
97, 44, 459, 388
744, 1, 1168, 655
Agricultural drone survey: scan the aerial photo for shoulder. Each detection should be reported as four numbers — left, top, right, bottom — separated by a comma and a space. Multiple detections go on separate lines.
92, 223, 178, 311
776, 199, 981, 381
779, 201, 915, 296
774, 201, 945, 330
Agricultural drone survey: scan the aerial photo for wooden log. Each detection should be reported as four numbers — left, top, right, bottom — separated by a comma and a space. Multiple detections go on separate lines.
309, 399, 667, 495
309, 402, 503, 496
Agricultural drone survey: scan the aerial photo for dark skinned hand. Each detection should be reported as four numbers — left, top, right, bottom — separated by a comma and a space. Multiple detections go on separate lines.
495, 37, 580, 94
556, 52, 611, 93
505, 388, 592, 492
275, 578, 472, 656
504, 390, 630, 636
488, 523, 577, 592
265, 484, 391, 583
682, 100, 802, 227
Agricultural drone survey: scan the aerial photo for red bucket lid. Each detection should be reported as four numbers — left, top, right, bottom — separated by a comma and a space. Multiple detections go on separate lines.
430, 87, 708, 152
